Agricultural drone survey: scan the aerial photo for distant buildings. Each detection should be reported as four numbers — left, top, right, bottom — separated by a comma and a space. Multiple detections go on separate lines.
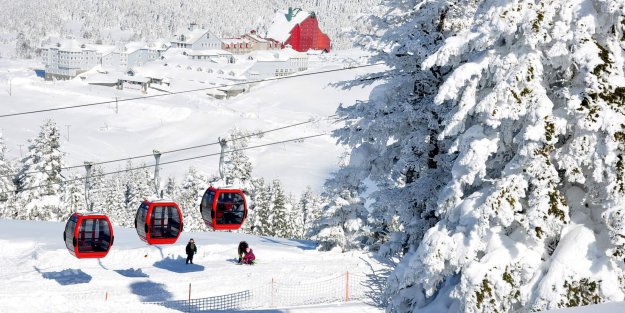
42, 39, 169, 80
246, 48, 309, 80
41, 40, 115, 80
41, 8, 327, 82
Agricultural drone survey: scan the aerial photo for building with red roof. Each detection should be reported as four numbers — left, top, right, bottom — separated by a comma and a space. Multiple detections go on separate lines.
266, 8, 331, 53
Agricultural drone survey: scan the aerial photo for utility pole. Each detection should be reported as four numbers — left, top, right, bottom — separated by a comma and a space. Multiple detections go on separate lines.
65, 125, 71, 142
84, 162, 93, 210
153, 150, 161, 196
218, 137, 227, 182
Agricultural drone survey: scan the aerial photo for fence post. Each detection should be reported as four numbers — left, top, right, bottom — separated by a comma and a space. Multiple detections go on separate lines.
271, 278, 275, 307
105, 291, 108, 301
188, 283, 192, 313
346, 271, 349, 303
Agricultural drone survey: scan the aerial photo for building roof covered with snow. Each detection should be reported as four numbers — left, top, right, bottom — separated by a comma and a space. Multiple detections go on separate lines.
265, 7, 331, 53
43, 39, 116, 55
171, 24, 218, 45
266, 8, 311, 43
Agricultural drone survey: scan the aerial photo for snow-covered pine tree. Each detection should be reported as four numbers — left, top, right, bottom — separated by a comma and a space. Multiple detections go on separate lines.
249, 177, 273, 236
178, 167, 207, 232
299, 186, 325, 239
311, 170, 372, 251
0, 132, 16, 217
86, 165, 106, 211
101, 173, 127, 227
267, 179, 293, 238
15, 119, 65, 220
163, 176, 179, 200
61, 173, 84, 214
360, 0, 625, 312
223, 127, 255, 188
121, 162, 153, 227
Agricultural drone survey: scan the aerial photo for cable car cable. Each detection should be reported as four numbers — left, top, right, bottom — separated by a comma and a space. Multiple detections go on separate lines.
0, 115, 340, 179
0, 133, 327, 195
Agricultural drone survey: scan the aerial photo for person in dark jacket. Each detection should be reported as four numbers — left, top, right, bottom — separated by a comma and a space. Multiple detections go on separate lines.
185, 238, 197, 264
237, 241, 248, 263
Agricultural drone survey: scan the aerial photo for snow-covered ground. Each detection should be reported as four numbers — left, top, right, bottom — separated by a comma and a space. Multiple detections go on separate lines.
0, 218, 385, 312
0, 50, 383, 195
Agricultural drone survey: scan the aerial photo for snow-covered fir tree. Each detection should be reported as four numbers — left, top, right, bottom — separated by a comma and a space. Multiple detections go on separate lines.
15, 119, 66, 220
311, 171, 372, 251
121, 162, 153, 227
0, 132, 16, 217
338, 0, 625, 312
222, 127, 255, 188
298, 186, 325, 238
249, 177, 273, 236
101, 173, 127, 226
178, 167, 207, 232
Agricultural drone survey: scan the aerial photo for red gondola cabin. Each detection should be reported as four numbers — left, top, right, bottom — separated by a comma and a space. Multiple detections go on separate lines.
200, 187, 247, 231
135, 200, 183, 245
63, 213, 114, 259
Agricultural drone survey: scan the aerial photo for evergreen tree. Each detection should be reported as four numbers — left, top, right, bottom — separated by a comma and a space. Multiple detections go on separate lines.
342, 0, 625, 311
223, 127, 255, 188
102, 173, 127, 226
0, 133, 16, 217
121, 162, 152, 227
299, 186, 324, 239
250, 178, 273, 236
271, 179, 290, 238
178, 167, 207, 232
15, 119, 65, 220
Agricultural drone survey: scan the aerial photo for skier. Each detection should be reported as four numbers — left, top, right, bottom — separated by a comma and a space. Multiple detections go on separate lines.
185, 238, 197, 264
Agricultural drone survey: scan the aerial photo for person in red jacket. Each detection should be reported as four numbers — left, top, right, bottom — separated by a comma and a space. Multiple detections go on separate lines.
241, 247, 255, 265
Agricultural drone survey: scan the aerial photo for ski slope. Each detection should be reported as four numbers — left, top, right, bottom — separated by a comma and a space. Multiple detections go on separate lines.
0, 51, 383, 195
0, 218, 385, 312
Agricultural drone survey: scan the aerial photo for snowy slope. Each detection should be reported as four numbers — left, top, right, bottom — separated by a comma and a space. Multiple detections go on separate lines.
0, 218, 385, 312
0, 51, 385, 195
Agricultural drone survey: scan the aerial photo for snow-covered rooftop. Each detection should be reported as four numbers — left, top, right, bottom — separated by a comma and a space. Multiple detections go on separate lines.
44, 39, 116, 55
266, 8, 312, 43
171, 26, 215, 45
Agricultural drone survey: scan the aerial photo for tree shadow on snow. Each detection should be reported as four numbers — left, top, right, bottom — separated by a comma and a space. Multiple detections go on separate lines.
258, 236, 316, 251
358, 255, 393, 307
153, 256, 205, 273
115, 268, 149, 278
35, 267, 92, 285
130, 281, 173, 302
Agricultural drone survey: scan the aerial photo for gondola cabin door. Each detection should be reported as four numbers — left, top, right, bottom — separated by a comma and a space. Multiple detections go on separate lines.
63, 213, 114, 259
135, 200, 183, 245
200, 187, 247, 231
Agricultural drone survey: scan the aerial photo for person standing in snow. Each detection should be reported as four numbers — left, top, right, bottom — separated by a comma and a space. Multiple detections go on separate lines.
185, 238, 197, 264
